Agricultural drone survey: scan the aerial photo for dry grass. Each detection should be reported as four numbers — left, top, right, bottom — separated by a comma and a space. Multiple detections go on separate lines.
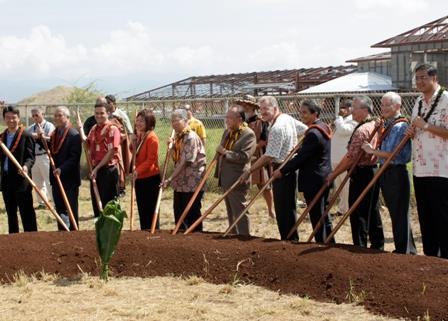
0, 180, 421, 320
0, 274, 402, 321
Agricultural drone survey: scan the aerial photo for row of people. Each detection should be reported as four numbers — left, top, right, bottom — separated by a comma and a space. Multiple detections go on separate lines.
1, 63, 446, 259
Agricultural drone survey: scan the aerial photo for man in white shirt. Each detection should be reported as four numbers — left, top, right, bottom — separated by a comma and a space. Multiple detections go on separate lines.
241, 96, 307, 240
331, 99, 357, 215
407, 63, 448, 259
27, 107, 55, 208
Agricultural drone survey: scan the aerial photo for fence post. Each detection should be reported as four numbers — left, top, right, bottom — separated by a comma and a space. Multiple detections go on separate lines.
334, 96, 340, 118
25, 105, 29, 127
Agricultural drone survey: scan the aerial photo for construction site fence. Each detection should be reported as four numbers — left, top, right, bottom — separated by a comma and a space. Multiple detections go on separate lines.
9, 92, 420, 196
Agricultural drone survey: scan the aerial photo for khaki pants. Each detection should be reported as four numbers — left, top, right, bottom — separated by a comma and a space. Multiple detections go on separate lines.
332, 162, 349, 214
32, 154, 52, 205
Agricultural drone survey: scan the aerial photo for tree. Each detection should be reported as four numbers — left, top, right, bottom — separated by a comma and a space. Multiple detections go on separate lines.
65, 82, 104, 105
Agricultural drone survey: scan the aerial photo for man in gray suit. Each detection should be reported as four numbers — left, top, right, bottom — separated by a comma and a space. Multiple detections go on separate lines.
216, 105, 256, 235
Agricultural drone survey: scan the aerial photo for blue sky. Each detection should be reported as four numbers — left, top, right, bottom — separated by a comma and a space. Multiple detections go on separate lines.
0, 0, 447, 101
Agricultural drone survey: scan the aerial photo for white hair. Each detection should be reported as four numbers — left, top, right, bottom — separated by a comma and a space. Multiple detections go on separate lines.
55, 106, 70, 117
382, 92, 402, 106
31, 106, 44, 114
171, 109, 188, 121
258, 96, 279, 109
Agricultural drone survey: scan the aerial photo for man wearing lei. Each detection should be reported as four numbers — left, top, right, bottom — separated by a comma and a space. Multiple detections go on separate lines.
0, 105, 37, 233
327, 96, 384, 250
49, 106, 82, 230
215, 104, 256, 236
85, 97, 121, 218
407, 63, 448, 259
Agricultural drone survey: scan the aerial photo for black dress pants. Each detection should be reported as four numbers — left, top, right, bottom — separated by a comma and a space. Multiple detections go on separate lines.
380, 165, 416, 254
272, 164, 298, 241
173, 190, 204, 232
349, 166, 384, 250
2, 175, 37, 233
90, 165, 119, 217
52, 185, 79, 231
413, 176, 448, 259
135, 174, 161, 230
303, 186, 334, 243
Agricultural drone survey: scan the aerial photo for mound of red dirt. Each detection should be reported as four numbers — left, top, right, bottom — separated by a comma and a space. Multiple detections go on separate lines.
0, 230, 447, 320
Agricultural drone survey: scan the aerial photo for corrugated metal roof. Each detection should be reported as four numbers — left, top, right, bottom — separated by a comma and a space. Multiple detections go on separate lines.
373, 15, 448, 48
346, 52, 391, 63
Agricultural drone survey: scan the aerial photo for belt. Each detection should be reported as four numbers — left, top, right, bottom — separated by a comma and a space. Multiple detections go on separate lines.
36, 153, 47, 156
272, 163, 282, 170
356, 164, 377, 169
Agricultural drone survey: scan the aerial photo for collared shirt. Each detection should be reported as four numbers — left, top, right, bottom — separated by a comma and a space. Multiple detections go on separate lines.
87, 121, 121, 167
113, 108, 133, 134
265, 114, 307, 163
171, 130, 206, 193
346, 120, 378, 166
379, 118, 411, 165
331, 114, 357, 164
412, 85, 448, 178
27, 120, 55, 155
3, 131, 15, 172
188, 116, 207, 141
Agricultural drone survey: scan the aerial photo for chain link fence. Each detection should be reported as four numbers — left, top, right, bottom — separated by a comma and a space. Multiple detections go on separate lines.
9, 92, 420, 192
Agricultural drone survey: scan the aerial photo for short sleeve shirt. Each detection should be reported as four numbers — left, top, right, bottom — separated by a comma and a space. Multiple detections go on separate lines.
27, 120, 55, 155
411, 86, 448, 178
265, 114, 307, 163
171, 131, 207, 192
188, 117, 207, 141
379, 120, 411, 165
87, 122, 121, 167
346, 120, 378, 166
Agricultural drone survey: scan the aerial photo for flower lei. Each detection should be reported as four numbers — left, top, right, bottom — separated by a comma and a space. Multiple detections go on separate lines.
50, 125, 71, 155
418, 86, 445, 122
1, 126, 24, 154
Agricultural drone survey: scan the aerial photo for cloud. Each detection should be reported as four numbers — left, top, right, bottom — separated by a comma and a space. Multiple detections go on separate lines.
0, 21, 217, 81
0, 25, 87, 77
353, 0, 428, 12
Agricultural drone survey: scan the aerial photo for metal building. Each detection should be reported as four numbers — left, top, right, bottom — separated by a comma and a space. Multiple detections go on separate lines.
126, 66, 356, 100
348, 15, 448, 89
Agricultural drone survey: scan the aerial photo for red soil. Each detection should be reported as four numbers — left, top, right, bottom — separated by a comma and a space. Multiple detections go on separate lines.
0, 230, 447, 320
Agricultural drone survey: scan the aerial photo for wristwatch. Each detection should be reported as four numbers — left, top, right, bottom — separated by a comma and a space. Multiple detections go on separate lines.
423, 123, 429, 130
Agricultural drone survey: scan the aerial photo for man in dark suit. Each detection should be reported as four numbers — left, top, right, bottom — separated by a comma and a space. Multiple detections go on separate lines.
0, 105, 37, 233
273, 99, 334, 242
49, 106, 82, 231
215, 105, 256, 235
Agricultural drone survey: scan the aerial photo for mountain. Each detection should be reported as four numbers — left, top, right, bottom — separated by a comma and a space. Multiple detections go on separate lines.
17, 86, 75, 105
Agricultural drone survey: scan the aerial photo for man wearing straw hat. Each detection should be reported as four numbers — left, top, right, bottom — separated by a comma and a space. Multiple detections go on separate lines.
0, 105, 37, 233
237, 94, 275, 219
240, 96, 307, 240
215, 105, 256, 235
49, 106, 82, 231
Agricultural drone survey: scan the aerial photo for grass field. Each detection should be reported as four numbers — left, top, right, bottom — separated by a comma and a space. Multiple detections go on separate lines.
0, 113, 424, 321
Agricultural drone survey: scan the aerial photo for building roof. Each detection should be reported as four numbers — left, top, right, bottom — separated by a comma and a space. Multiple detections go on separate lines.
126, 65, 356, 100
299, 72, 395, 94
373, 15, 448, 48
346, 52, 391, 63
